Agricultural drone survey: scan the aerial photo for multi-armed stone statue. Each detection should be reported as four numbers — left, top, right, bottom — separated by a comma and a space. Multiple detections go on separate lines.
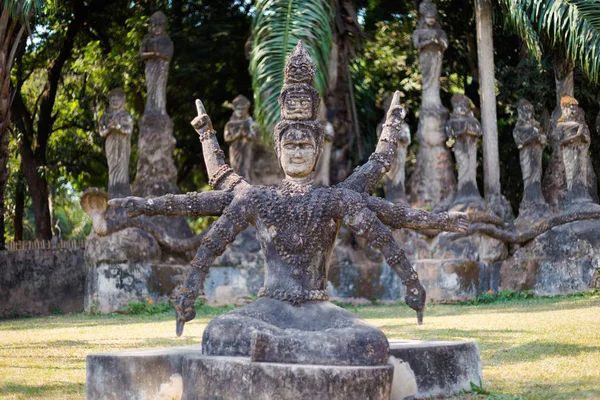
98, 88, 133, 199
407, 0, 456, 208
557, 96, 597, 208
446, 94, 484, 210
108, 42, 468, 381
224, 95, 256, 179
377, 95, 411, 204
513, 100, 551, 226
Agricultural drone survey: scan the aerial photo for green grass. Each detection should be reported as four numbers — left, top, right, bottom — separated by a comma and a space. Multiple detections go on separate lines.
0, 295, 599, 399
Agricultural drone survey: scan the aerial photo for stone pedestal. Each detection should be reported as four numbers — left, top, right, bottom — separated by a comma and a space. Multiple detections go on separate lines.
407, 109, 456, 208
500, 219, 600, 295
184, 356, 393, 400
86, 340, 482, 400
389, 340, 482, 399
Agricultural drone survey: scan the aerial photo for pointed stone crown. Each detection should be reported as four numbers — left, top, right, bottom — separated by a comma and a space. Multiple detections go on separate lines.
284, 41, 317, 85
419, 0, 438, 17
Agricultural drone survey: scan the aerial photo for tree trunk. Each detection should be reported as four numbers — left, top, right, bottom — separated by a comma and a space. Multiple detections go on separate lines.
475, 0, 500, 197
11, 4, 86, 240
13, 165, 24, 241
327, 0, 362, 184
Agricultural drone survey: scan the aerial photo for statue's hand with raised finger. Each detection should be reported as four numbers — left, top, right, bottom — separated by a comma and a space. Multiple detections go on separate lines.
190, 99, 213, 136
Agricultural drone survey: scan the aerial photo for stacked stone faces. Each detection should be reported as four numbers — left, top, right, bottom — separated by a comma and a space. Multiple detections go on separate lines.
275, 41, 324, 157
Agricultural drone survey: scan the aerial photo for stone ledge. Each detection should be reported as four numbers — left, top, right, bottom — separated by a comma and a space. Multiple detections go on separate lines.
86, 340, 482, 400
183, 355, 393, 400
389, 340, 482, 399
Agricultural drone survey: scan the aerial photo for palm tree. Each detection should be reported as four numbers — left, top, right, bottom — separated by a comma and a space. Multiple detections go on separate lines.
249, 0, 334, 138
498, 0, 600, 82
0, 0, 44, 249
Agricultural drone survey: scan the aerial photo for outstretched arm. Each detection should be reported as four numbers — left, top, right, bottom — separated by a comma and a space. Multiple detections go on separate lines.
333, 189, 425, 324
191, 99, 250, 192
175, 193, 254, 336
364, 196, 468, 233
337, 91, 406, 194
107, 191, 234, 218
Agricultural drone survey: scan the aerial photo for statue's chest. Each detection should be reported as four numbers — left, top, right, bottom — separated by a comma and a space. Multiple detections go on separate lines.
257, 189, 337, 267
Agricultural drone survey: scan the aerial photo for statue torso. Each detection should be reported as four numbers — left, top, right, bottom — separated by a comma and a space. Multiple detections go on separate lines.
250, 185, 340, 303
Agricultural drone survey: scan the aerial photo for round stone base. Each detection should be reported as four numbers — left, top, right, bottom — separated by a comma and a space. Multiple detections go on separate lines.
182, 355, 393, 400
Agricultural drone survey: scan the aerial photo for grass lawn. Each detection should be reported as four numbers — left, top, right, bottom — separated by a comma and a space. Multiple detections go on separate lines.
0, 295, 599, 399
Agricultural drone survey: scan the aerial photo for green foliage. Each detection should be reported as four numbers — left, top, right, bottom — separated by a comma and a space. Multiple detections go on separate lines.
120, 299, 172, 315
462, 288, 600, 306
193, 299, 235, 316
250, 0, 334, 139
498, 0, 600, 82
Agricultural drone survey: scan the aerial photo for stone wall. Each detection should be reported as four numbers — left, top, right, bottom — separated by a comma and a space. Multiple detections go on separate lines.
0, 248, 85, 317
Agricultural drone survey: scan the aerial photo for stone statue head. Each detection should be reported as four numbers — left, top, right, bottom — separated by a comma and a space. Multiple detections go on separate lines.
108, 88, 126, 111
450, 94, 472, 118
274, 120, 324, 177
418, 0, 440, 29
279, 41, 320, 120
232, 95, 251, 119
559, 95, 579, 121
149, 11, 168, 36
517, 99, 534, 122
284, 41, 316, 85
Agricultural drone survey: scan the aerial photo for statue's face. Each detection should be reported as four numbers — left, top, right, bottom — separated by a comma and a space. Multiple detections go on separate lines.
563, 103, 577, 120
279, 128, 317, 178
425, 15, 437, 26
233, 106, 248, 119
518, 107, 532, 122
283, 93, 313, 120
151, 21, 166, 36
109, 96, 125, 111
454, 103, 468, 117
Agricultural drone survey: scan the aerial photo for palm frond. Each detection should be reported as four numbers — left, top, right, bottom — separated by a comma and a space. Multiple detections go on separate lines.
250, 0, 334, 140
2, 0, 44, 20
497, 0, 543, 61
500, 0, 600, 82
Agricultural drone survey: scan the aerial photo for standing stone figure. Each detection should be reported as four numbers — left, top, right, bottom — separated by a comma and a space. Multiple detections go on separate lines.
224, 95, 256, 179
446, 94, 483, 207
513, 100, 551, 224
109, 42, 468, 367
99, 88, 133, 199
377, 95, 411, 204
557, 96, 595, 206
407, 0, 456, 208
140, 11, 174, 116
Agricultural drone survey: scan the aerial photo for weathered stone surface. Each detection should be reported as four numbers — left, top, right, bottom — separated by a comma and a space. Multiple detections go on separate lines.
389, 340, 482, 399
0, 248, 84, 317
86, 346, 200, 400
99, 88, 134, 199
85, 261, 188, 313
183, 355, 393, 400
410, 231, 506, 301
86, 340, 482, 400
408, 1, 456, 208
500, 219, 600, 295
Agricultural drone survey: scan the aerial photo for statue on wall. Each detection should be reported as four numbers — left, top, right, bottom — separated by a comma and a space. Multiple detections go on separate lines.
377, 95, 411, 204
98, 88, 133, 199
107, 42, 469, 367
224, 95, 256, 179
140, 11, 174, 116
446, 94, 483, 208
557, 96, 595, 206
513, 100, 551, 224
407, 0, 456, 208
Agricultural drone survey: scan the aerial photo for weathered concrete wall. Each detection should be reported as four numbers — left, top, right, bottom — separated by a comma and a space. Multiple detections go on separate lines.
0, 248, 85, 317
